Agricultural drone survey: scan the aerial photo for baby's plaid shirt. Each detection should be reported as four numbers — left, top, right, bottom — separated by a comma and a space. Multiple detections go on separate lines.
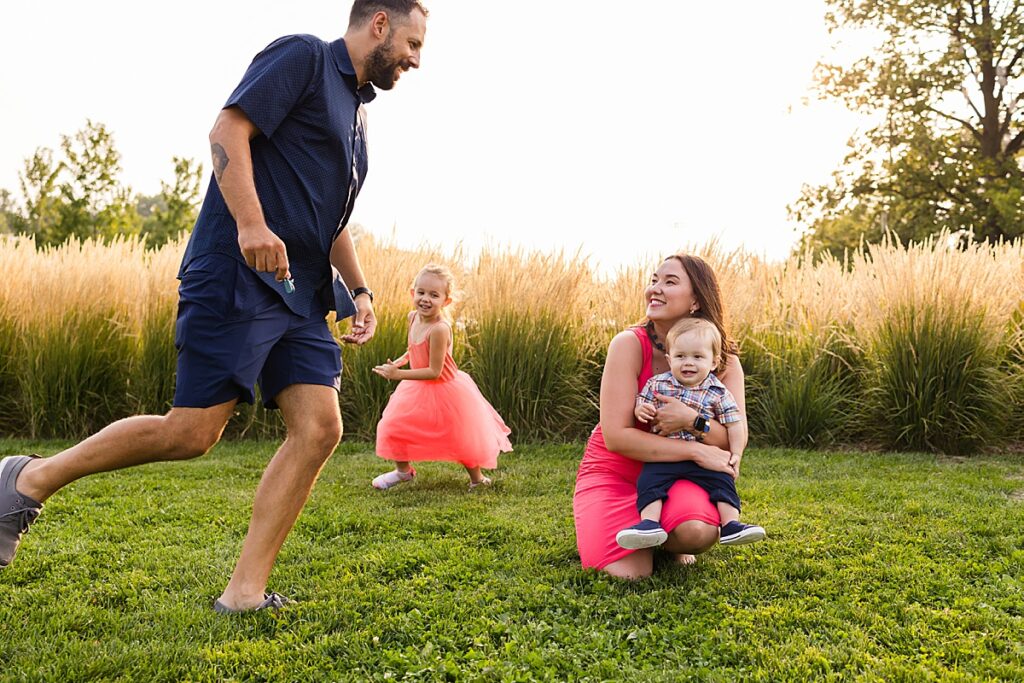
636, 371, 742, 439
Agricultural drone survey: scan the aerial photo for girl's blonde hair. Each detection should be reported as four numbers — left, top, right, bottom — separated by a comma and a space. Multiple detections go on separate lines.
666, 317, 724, 372
412, 263, 457, 321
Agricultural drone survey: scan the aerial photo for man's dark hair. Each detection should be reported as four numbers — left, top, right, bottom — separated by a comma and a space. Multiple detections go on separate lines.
349, 0, 429, 27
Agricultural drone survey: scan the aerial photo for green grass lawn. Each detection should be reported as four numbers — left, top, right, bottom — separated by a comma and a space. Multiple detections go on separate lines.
1, 440, 1022, 682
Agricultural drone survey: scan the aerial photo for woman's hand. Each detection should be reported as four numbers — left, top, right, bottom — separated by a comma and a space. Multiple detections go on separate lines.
692, 445, 737, 479
372, 360, 400, 380
649, 392, 699, 435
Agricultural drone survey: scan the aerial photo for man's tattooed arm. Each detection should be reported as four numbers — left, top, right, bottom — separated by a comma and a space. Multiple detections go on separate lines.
211, 143, 229, 184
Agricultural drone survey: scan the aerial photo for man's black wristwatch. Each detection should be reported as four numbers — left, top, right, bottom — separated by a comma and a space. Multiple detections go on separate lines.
350, 286, 374, 303
693, 415, 710, 434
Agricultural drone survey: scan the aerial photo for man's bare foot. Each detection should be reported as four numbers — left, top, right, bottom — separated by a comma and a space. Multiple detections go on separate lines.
672, 553, 697, 566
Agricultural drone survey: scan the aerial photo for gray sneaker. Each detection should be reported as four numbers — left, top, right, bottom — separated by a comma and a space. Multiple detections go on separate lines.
0, 455, 43, 568
213, 592, 292, 615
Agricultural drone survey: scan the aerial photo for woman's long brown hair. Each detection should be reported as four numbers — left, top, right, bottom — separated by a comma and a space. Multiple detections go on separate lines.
640, 254, 738, 361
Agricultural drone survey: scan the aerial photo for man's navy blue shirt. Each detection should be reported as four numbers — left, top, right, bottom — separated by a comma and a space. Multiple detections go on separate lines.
180, 35, 376, 320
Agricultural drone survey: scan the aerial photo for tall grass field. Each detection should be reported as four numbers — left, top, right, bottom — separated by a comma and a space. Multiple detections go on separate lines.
0, 233, 1021, 453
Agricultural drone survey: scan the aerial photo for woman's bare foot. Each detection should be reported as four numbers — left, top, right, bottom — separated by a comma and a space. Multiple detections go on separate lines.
672, 553, 697, 566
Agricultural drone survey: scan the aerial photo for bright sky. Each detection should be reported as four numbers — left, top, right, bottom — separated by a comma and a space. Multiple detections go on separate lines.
1, 1, 867, 270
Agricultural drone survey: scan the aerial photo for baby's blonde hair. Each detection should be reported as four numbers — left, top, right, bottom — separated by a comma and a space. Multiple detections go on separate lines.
666, 317, 723, 370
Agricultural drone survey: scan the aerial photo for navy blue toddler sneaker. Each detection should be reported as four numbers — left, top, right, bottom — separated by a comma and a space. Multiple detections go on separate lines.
615, 519, 669, 550
719, 521, 766, 546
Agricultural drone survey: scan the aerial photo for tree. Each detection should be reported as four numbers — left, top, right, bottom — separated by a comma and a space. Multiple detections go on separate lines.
792, 0, 1024, 257
18, 147, 62, 244
56, 120, 141, 242
13, 121, 142, 246
6, 122, 202, 248
140, 157, 203, 247
0, 189, 26, 236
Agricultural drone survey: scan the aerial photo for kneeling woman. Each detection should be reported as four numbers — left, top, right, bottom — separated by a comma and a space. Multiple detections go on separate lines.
573, 253, 746, 579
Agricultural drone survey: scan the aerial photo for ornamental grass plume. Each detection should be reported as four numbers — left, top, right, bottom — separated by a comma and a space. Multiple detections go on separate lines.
462, 247, 601, 441
0, 236, 149, 437
132, 236, 186, 415
0, 232, 1020, 451
853, 236, 1024, 453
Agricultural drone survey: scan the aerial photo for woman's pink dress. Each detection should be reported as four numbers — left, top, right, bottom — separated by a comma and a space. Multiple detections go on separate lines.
573, 326, 720, 569
375, 323, 512, 468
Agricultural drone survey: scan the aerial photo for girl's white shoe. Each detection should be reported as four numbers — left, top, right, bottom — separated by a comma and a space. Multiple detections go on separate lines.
468, 476, 492, 491
371, 468, 415, 490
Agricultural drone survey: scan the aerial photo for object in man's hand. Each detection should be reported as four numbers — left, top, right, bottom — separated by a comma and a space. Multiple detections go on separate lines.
283, 278, 295, 294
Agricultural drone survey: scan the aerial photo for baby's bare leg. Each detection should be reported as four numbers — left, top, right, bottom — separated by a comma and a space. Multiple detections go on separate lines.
717, 502, 740, 525
640, 499, 663, 523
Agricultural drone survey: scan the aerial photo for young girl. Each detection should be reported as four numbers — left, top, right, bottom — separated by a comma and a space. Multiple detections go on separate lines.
371, 264, 512, 490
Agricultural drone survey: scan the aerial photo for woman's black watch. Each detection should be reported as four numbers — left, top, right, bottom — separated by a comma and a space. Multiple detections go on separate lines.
350, 286, 374, 303
693, 415, 710, 434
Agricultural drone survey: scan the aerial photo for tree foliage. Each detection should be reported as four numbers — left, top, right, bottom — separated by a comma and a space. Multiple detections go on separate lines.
0, 189, 25, 236
60, 121, 143, 242
140, 157, 203, 247
18, 147, 62, 243
8, 121, 200, 248
793, 0, 1024, 257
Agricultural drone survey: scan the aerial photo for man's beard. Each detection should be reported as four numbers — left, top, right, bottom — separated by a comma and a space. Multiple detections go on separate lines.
365, 37, 404, 90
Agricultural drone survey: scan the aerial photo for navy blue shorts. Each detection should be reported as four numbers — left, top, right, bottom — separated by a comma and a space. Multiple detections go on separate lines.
636, 461, 741, 513
173, 254, 342, 409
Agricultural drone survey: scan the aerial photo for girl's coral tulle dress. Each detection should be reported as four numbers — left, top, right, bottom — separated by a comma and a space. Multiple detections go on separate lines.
375, 324, 512, 468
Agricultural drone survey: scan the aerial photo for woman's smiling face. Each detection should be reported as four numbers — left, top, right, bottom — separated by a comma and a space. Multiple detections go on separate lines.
644, 258, 697, 322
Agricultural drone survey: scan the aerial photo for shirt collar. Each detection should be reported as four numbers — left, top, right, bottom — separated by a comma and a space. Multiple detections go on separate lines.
330, 38, 377, 103
668, 372, 723, 391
